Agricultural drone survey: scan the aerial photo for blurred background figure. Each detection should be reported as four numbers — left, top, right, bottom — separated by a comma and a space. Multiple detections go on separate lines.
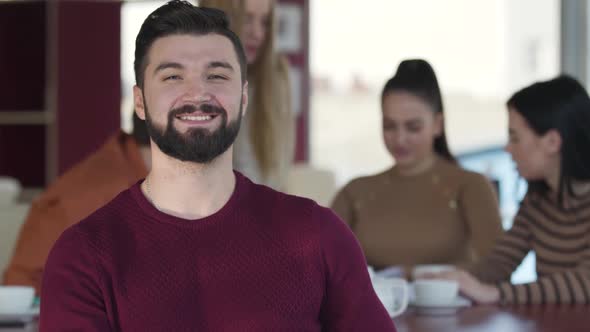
0, 0, 576, 299
2, 0, 296, 293
331, 59, 503, 273
434, 75, 590, 305
200, 0, 295, 190
2, 113, 150, 293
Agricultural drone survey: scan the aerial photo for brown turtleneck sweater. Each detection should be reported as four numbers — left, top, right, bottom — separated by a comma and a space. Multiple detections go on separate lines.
331, 158, 503, 270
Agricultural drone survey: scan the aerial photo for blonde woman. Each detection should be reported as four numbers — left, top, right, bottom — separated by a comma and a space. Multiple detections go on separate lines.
200, 0, 294, 190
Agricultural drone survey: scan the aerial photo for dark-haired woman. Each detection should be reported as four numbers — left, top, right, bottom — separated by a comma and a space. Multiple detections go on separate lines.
434, 75, 590, 305
331, 59, 503, 271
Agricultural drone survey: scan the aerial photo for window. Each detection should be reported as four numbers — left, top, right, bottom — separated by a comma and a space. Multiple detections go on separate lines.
310, 0, 560, 283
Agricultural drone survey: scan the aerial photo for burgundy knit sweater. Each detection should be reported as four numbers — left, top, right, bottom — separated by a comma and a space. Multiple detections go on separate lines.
40, 173, 396, 331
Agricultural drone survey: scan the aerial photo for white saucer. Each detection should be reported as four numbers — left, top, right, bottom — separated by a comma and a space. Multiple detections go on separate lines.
410, 297, 471, 315
0, 307, 39, 323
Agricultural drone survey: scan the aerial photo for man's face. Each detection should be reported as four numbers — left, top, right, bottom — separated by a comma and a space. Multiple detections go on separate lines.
133, 34, 248, 163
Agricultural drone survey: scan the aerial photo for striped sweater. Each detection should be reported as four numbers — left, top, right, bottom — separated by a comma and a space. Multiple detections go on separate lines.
470, 189, 590, 304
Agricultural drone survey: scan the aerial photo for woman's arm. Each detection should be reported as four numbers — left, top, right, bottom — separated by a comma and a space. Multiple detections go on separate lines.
459, 173, 504, 261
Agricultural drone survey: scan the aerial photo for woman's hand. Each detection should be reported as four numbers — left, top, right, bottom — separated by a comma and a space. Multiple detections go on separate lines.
425, 269, 500, 305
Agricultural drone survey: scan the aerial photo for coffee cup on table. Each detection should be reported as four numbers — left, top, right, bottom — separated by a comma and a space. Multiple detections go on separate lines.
0, 286, 35, 314
412, 264, 455, 280
0, 177, 21, 205
413, 279, 459, 306
371, 277, 409, 317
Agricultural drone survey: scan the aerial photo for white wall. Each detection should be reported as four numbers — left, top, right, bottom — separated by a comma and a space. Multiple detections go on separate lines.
310, 0, 559, 186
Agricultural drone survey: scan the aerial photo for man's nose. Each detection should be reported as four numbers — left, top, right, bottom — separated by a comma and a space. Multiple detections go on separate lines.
181, 79, 212, 104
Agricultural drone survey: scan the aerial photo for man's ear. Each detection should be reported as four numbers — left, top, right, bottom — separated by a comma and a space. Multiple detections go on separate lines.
133, 85, 146, 120
241, 81, 249, 116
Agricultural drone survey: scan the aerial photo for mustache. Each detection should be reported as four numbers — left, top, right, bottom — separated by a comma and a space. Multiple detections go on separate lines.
169, 104, 225, 117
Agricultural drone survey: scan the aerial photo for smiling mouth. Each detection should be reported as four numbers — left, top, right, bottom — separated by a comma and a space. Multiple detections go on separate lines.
171, 103, 224, 124
173, 111, 222, 126
176, 114, 216, 121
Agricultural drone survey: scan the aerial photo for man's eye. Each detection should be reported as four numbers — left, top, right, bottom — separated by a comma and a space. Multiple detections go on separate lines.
164, 75, 181, 81
208, 74, 227, 80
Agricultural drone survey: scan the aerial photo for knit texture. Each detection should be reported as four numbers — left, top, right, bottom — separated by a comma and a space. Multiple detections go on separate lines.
331, 157, 503, 269
40, 173, 396, 331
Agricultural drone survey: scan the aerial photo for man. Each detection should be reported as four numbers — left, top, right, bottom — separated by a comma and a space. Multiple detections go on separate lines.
40, 1, 396, 331
2, 113, 150, 293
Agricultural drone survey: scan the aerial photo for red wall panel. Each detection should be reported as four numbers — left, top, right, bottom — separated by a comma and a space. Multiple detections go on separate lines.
56, 1, 122, 174
0, 2, 47, 186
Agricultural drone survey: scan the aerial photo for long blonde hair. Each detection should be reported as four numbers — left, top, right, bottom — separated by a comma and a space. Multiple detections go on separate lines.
199, 0, 292, 181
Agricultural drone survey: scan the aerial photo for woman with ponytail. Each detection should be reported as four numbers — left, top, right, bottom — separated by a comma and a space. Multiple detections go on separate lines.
331, 59, 503, 272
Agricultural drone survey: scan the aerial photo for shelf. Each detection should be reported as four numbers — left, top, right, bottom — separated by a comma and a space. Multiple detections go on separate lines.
0, 111, 53, 125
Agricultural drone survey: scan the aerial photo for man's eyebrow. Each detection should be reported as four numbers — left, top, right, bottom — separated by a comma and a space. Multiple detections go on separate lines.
154, 62, 184, 74
208, 61, 234, 71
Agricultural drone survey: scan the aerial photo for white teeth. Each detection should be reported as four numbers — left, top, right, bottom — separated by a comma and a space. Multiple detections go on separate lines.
179, 115, 212, 121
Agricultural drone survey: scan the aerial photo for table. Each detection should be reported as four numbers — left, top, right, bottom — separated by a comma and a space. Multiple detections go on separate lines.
2, 306, 588, 331
0, 322, 36, 332
394, 305, 590, 332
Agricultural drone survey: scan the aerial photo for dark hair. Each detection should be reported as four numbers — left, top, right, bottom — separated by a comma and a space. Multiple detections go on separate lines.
131, 112, 150, 146
133, 0, 247, 89
381, 59, 456, 163
507, 75, 590, 203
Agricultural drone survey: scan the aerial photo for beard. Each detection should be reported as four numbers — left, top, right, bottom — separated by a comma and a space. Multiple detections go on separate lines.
144, 100, 242, 164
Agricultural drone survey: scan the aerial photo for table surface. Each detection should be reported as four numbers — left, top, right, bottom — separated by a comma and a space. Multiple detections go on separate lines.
394, 304, 590, 332
0, 322, 36, 332
1, 305, 589, 331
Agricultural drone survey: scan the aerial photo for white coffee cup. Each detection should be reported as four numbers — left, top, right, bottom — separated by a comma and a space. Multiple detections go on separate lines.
412, 264, 455, 279
413, 279, 459, 306
372, 277, 409, 317
0, 177, 21, 205
0, 286, 35, 314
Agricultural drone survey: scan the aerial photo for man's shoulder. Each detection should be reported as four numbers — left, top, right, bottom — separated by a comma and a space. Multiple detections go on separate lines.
74, 187, 138, 239
252, 179, 343, 229
241, 175, 337, 226
44, 188, 132, 269
247, 177, 325, 214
